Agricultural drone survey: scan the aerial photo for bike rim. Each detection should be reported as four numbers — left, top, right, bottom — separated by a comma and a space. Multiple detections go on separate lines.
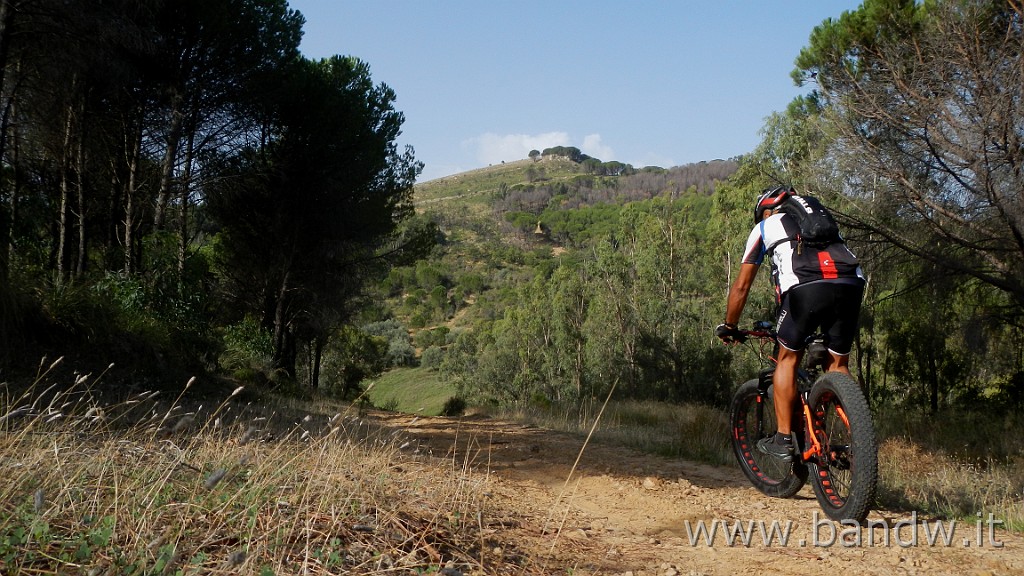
734, 394, 795, 485
813, 390, 855, 509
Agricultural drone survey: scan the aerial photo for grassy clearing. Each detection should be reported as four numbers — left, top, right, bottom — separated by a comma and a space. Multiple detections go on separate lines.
365, 367, 457, 416
0, 360, 531, 575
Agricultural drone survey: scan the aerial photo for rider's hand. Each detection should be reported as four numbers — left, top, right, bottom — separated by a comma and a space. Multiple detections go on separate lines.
715, 323, 744, 344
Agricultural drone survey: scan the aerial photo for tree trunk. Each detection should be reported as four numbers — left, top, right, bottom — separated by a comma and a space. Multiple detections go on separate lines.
273, 269, 297, 378
928, 350, 939, 415
153, 92, 184, 231
0, 0, 13, 284
74, 116, 86, 278
310, 336, 324, 388
106, 167, 119, 269
56, 103, 74, 286
4, 95, 20, 282
123, 121, 143, 274
177, 127, 196, 281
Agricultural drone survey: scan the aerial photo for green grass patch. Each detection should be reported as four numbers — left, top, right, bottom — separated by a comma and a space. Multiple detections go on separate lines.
365, 366, 457, 416
414, 157, 581, 202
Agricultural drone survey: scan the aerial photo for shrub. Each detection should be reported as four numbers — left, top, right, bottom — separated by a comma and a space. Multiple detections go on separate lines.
219, 316, 274, 373
440, 396, 467, 417
421, 346, 444, 370
364, 319, 416, 367
414, 326, 449, 349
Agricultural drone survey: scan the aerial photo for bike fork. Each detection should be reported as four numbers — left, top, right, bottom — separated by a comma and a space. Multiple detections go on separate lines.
756, 369, 774, 440
798, 395, 822, 462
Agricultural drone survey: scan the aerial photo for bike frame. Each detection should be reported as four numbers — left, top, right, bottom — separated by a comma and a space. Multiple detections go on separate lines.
730, 321, 876, 523
743, 327, 844, 466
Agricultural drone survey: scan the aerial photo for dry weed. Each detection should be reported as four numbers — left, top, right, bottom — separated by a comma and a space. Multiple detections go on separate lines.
0, 363, 537, 575
878, 437, 1024, 531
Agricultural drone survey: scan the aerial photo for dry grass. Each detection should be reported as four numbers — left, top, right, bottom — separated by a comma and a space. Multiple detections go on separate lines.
0, 359, 534, 575
872, 407, 1024, 530
878, 438, 1024, 531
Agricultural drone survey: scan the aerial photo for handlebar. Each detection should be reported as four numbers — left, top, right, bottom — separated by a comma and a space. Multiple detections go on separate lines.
731, 320, 776, 344
731, 321, 831, 371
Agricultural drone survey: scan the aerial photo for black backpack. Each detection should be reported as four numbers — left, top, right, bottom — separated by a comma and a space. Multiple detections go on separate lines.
776, 194, 842, 249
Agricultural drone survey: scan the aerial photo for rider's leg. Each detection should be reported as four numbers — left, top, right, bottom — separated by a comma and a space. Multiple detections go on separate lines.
773, 345, 803, 434
826, 351, 851, 374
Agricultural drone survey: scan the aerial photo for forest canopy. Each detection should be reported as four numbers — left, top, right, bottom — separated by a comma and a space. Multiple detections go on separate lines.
0, 0, 425, 386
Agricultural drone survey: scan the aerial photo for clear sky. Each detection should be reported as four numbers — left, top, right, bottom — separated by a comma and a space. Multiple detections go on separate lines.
288, 1, 862, 182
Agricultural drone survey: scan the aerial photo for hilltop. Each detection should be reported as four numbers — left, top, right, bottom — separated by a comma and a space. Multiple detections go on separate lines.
377, 151, 739, 342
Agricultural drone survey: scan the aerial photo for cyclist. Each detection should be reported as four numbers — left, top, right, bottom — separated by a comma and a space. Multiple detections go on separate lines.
716, 186, 866, 462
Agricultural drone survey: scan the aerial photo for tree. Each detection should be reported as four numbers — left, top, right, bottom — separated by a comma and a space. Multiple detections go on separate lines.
145, 0, 303, 282
207, 55, 422, 381
794, 0, 1024, 310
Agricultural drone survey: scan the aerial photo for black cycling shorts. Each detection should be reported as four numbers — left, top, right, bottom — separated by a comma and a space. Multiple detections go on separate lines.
775, 280, 864, 355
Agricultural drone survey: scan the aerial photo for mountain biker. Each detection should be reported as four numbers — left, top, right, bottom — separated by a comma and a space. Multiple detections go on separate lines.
715, 186, 866, 462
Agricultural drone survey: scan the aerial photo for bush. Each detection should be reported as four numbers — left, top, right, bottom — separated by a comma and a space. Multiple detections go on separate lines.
414, 326, 449, 349
421, 346, 444, 370
219, 316, 274, 373
364, 319, 416, 367
441, 396, 467, 417
388, 339, 416, 367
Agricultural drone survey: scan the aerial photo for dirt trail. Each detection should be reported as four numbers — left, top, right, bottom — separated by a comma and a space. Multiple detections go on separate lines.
372, 411, 1022, 576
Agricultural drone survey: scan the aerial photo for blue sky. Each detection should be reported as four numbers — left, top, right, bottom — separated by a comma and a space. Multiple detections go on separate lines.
288, 1, 862, 182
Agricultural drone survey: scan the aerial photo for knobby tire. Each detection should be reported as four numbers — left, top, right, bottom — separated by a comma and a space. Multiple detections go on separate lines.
730, 378, 808, 498
807, 372, 878, 524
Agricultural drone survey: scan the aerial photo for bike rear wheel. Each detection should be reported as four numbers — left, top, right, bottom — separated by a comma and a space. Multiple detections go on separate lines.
730, 378, 808, 498
807, 372, 878, 524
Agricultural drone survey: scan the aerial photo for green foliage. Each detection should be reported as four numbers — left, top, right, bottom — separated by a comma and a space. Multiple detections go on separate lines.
456, 272, 486, 295
440, 396, 467, 417
441, 194, 745, 409
420, 345, 444, 370
541, 146, 589, 163
219, 315, 274, 373
539, 203, 622, 246
363, 319, 415, 367
414, 326, 449, 349
414, 261, 449, 291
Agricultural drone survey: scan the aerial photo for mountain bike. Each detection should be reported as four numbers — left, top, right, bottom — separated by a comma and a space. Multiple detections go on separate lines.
729, 321, 878, 524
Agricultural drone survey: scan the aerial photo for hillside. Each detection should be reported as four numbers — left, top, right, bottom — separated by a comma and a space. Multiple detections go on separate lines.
380, 153, 739, 340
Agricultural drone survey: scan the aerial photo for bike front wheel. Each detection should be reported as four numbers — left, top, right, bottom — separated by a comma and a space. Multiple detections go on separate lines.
807, 372, 878, 524
730, 378, 808, 498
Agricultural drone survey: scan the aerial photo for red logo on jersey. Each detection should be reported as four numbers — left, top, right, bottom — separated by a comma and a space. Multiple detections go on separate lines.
818, 251, 838, 279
